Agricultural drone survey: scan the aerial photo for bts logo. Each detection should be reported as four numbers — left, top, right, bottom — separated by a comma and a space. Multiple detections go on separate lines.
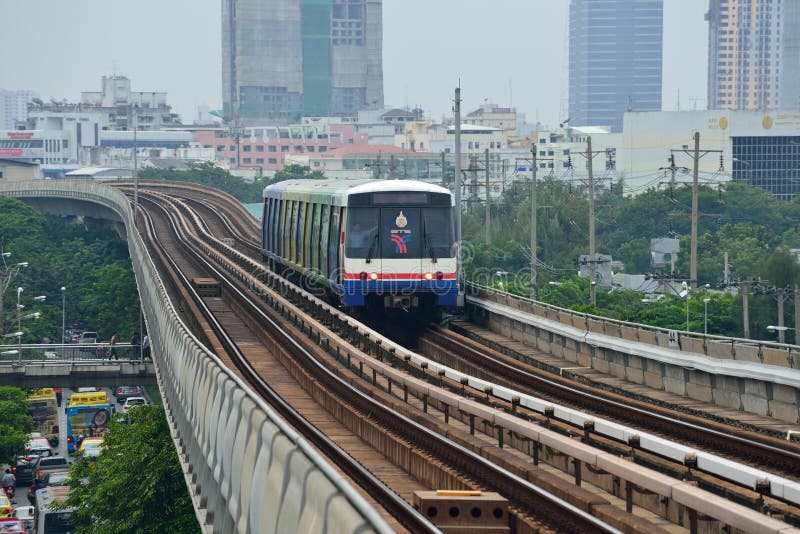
391, 233, 410, 254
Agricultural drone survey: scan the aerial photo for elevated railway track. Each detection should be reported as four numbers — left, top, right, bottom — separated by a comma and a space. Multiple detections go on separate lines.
118, 181, 800, 533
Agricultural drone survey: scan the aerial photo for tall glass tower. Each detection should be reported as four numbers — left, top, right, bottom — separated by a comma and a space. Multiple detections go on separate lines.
222, 0, 383, 123
568, 0, 663, 132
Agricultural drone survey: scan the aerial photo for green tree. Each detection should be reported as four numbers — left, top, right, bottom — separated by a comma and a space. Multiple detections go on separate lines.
269, 163, 325, 184
0, 387, 32, 464
63, 406, 199, 533
0, 198, 139, 343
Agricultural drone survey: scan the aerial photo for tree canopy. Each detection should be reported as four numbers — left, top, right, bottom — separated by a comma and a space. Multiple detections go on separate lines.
0, 387, 32, 464
137, 162, 324, 203
63, 405, 199, 534
0, 197, 139, 341
462, 179, 800, 340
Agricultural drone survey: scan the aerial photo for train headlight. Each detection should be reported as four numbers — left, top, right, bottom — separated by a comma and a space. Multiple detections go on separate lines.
435, 271, 444, 280
423, 272, 434, 281
359, 272, 368, 281
369, 272, 379, 281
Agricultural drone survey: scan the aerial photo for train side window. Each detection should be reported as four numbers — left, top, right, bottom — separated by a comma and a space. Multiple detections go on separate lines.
271, 199, 278, 254
268, 198, 276, 252
297, 202, 306, 265
311, 203, 321, 273
303, 202, 312, 267
268, 198, 272, 250
284, 201, 291, 261
289, 201, 298, 262
329, 207, 340, 282
320, 204, 331, 278
276, 199, 284, 257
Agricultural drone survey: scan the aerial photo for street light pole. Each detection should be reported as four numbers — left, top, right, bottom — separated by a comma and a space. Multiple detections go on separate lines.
61, 286, 66, 344
685, 296, 690, 332
703, 298, 710, 335
16, 287, 22, 364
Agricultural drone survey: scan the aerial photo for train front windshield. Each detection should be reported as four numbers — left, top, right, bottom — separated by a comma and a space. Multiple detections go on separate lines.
346, 206, 453, 260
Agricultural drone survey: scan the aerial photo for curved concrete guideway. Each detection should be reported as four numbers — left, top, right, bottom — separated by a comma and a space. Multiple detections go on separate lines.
0, 180, 391, 534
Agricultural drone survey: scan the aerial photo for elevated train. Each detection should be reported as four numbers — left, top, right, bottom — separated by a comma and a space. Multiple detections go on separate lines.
262, 179, 458, 317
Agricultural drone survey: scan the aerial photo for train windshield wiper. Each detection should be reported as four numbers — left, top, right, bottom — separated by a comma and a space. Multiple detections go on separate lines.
365, 234, 379, 263
424, 231, 437, 263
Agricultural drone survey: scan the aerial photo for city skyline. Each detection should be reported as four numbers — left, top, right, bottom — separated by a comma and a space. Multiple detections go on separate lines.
2, 1, 706, 128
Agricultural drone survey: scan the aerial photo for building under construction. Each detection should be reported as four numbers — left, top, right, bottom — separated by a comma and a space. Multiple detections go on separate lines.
222, 0, 383, 123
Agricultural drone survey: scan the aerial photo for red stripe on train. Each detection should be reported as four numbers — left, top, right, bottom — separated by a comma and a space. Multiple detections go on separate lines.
342, 272, 457, 280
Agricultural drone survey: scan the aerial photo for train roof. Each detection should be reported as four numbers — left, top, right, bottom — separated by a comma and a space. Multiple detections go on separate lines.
264, 178, 451, 205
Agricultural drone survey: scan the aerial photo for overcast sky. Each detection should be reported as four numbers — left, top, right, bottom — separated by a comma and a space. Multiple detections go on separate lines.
1, 0, 708, 128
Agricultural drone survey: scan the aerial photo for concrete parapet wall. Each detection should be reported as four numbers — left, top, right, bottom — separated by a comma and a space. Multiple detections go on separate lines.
0, 181, 389, 534
466, 288, 800, 424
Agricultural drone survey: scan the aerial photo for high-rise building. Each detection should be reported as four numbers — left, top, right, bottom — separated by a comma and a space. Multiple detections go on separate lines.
0, 89, 38, 130
706, 0, 800, 111
222, 0, 383, 123
568, 0, 663, 132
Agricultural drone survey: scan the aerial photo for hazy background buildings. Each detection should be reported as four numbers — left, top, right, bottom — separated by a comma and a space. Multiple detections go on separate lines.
221, 0, 383, 123
569, 0, 663, 132
706, 0, 800, 111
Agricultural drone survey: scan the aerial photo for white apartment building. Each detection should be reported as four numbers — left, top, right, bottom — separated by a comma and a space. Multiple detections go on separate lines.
0, 89, 38, 130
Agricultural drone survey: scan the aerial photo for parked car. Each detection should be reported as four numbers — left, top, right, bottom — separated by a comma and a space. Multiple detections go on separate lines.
122, 397, 147, 412
10, 506, 33, 533
23, 439, 52, 459
0, 518, 25, 533
11, 457, 36, 486
77, 332, 98, 344
0, 494, 11, 518
114, 386, 143, 403
32, 457, 69, 482
28, 471, 69, 504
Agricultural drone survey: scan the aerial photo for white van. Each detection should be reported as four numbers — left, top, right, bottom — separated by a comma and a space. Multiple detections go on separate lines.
35, 486, 74, 534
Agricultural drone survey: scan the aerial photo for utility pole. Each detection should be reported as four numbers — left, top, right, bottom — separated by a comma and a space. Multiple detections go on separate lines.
531, 145, 537, 300
133, 106, 138, 214
795, 285, 800, 344
514, 146, 551, 301
671, 133, 722, 289
778, 287, 786, 343
742, 285, 750, 339
587, 136, 596, 305
732, 278, 767, 339
453, 86, 463, 301
485, 148, 491, 245
690, 132, 699, 291
575, 137, 605, 305
658, 154, 688, 195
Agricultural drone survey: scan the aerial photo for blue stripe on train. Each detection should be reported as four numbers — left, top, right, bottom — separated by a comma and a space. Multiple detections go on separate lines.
262, 251, 458, 307
338, 279, 458, 307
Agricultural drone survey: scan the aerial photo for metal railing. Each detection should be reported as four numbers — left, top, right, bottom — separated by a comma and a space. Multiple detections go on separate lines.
0, 342, 149, 363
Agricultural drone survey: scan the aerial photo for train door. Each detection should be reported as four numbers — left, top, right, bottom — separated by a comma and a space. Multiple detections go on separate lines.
380, 207, 421, 278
